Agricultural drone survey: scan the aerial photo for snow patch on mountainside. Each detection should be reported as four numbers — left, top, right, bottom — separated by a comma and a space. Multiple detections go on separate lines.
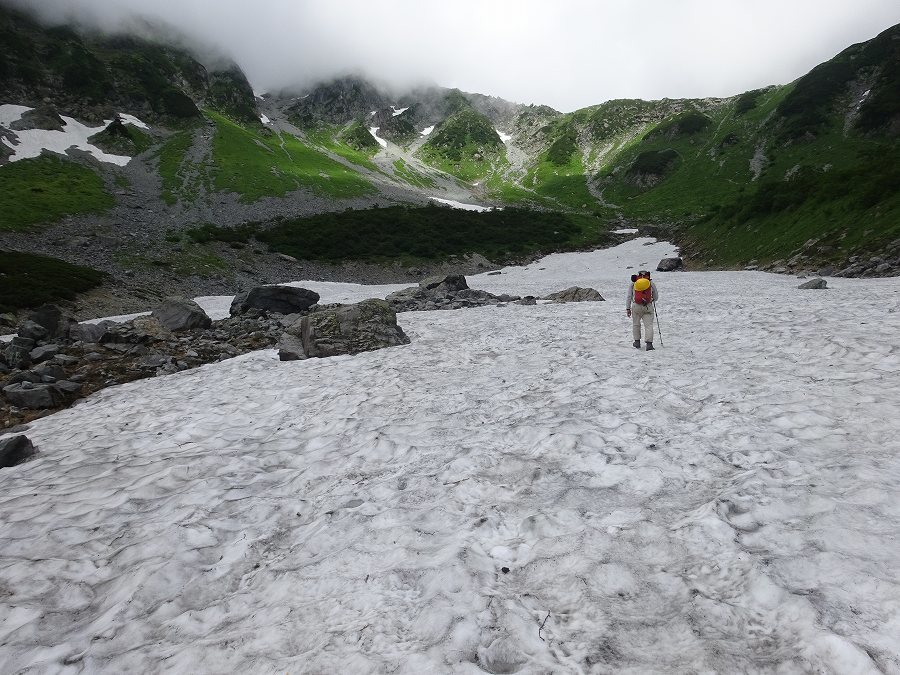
421, 125, 435, 136
0, 104, 148, 166
369, 126, 387, 148
430, 197, 492, 212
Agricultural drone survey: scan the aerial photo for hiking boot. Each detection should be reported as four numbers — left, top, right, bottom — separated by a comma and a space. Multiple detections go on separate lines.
633, 340, 641, 349
645, 342, 655, 351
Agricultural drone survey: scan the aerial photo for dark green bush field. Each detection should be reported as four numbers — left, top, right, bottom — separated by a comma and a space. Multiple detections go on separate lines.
187, 206, 614, 263
0, 251, 107, 312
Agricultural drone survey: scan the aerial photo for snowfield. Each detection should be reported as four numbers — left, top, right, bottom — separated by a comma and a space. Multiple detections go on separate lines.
0, 104, 148, 165
1, 240, 899, 673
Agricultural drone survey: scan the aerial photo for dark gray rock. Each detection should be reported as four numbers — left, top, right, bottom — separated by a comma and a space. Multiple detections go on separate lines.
420, 274, 469, 294
656, 257, 684, 272
28, 305, 78, 341
798, 278, 827, 289
230, 286, 320, 316
2, 371, 42, 387
29, 344, 60, 364
17, 320, 49, 343
3, 382, 69, 409
276, 333, 306, 361
543, 287, 605, 303
33, 363, 66, 381
0, 313, 16, 329
69, 321, 113, 344
816, 266, 835, 277
54, 380, 83, 396
280, 299, 410, 360
4, 337, 35, 370
517, 297, 537, 306
0, 435, 36, 468
151, 298, 211, 331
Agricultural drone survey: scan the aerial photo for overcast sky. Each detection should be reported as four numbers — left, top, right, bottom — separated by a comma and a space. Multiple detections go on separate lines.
9, 0, 900, 111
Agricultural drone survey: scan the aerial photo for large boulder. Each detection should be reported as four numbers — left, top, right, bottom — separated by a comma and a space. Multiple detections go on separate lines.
230, 286, 320, 316
17, 320, 49, 343
69, 321, 115, 344
420, 275, 469, 294
543, 287, 605, 303
27, 305, 78, 341
151, 297, 211, 331
0, 435, 36, 468
798, 278, 827, 289
278, 299, 410, 360
656, 257, 684, 272
2, 381, 74, 409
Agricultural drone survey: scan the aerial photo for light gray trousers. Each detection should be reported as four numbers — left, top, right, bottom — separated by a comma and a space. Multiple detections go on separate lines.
632, 303, 654, 342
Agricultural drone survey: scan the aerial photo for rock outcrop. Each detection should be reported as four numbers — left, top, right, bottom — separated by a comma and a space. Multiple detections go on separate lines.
278, 299, 410, 360
151, 297, 212, 331
386, 275, 520, 312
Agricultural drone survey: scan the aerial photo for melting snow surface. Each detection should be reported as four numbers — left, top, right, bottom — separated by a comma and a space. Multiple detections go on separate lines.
431, 197, 492, 212
2, 239, 900, 672
420, 125, 435, 136
260, 113, 271, 125
0, 104, 144, 166
391, 106, 409, 117
496, 128, 512, 143
368, 126, 387, 148
612, 228, 639, 234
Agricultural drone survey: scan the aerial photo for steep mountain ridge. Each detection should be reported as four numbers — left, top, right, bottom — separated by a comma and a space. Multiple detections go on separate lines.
1, 6, 898, 317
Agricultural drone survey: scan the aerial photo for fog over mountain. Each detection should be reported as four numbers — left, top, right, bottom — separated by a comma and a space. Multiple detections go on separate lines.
4, 0, 900, 111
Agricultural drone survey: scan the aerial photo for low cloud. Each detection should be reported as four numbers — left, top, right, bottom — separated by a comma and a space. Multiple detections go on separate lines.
5, 0, 900, 111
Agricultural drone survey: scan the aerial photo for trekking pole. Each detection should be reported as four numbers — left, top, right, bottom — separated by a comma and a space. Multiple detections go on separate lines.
653, 302, 664, 347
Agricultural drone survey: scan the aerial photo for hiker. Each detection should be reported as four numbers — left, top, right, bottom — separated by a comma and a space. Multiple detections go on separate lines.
626, 270, 659, 350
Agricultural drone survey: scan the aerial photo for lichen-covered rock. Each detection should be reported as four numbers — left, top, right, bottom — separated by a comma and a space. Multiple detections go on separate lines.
0, 435, 35, 468
279, 299, 410, 360
543, 287, 605, 303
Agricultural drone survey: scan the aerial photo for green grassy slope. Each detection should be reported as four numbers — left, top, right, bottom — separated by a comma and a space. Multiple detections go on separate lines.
0, 156, 114, 231
208, 112, 376, 202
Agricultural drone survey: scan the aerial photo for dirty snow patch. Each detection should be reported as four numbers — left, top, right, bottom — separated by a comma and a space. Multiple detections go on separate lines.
260, 114, 271, 125
391, 106, 409, 117
420, 125, 435, 136
612, 228, 639, 234
0, 104, 131, 166
369, 127, 387, 148
495, 128, 512, 143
